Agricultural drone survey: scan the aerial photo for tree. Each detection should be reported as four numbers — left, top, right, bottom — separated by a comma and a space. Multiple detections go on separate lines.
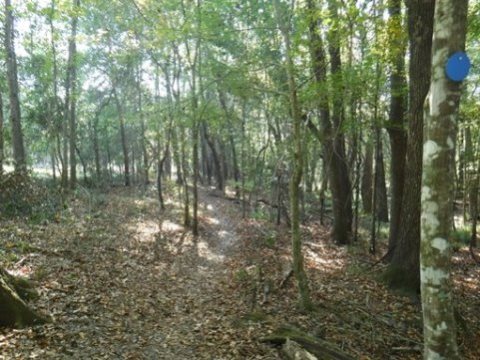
386, 0, 407, 252
66, 0, 80, 189
0, 91, 4, 175
420, 0, 469, 358
4, 0, 26, 171
0, 268, 45, 327
275, 0, 312, 311
307, 0, 352, 246
386, 0, 435, 292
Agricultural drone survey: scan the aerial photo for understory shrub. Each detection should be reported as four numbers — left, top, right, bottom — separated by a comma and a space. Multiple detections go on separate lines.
0, 172, 62, 220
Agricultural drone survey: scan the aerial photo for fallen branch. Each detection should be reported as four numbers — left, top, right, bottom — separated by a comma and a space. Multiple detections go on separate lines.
260, 325, 354, 360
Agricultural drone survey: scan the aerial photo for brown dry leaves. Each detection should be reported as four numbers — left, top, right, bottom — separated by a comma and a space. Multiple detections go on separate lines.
0, 186, 479, 359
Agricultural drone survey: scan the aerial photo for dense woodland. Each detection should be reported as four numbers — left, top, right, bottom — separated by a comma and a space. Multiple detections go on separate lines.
0, 0, 479, 359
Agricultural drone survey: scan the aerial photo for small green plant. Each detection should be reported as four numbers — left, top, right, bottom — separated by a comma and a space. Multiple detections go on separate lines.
234, 268, 250, 282
263, 231, 277, 249
252, 208, 268, 221
451, 228, 471, 251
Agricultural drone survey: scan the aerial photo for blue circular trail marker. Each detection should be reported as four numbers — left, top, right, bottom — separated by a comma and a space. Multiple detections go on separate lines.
446, 51, 471, 82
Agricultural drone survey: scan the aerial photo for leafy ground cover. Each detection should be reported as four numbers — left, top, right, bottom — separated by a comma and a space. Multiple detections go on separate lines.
0, 186, 479, 359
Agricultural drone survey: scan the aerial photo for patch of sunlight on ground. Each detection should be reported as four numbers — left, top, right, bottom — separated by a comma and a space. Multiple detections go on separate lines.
305, 248, 346, 272
161, 220, 183, 232
197, 240, 225, 262
205, 216, 220, 225
129, 220, 159, 242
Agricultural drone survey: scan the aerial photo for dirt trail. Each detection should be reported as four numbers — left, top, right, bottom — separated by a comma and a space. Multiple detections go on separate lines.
0, 186, 276, 359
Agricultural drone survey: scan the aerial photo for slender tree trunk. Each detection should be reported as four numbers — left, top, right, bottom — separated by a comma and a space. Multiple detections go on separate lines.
181, 127, 190, 227
4, 0, 26, 171
67, 0, 80, 190
0, 92, 4, 175
92, 116, 101, 179
361, 142, 373, 213
275, 0, 312, 311
388, 0, 435, 292
375, 134, 389, 223
421, 1, 468, 358
137, 66, 149, 185
386, 0, 407, 250
113, 88, 130, 186
49, 0, 59, 182
470, 157, 479, 248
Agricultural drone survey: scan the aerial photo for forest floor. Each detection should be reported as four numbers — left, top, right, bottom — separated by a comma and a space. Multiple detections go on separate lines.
0, 184, 479, 359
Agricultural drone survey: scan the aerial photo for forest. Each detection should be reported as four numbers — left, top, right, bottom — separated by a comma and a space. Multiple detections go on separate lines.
0, 0, 479, 359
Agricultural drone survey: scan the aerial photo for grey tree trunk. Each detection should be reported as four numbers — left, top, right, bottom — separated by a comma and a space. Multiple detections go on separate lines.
136, 66, 149, 185
4, 0, 26, 171
113, 88, 130, 186
67, 0, 80, 190
275, 0, 312, 311
420, 0, 468, 358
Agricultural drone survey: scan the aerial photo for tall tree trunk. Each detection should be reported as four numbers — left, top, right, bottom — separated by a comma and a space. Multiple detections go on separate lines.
420, 0, 468, 358
137, 65, 149, 185
375, 133, 389, 223
386, 0, 407, 250
361, 142, 373, 213
0, 92, 4, 175
470, 156, 479, 249
67, 0, 80, 190
327, 0, 353, 244
4, 0, 26, 171
387, 0, 435, 292
203, 124, 223, 191
113, 88, 130, 186
307, 0, 352, 245
275, 0, 312, 310
49, 0, 60, 183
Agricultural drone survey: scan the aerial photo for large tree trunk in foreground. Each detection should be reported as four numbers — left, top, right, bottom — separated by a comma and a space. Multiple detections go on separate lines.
0, 268, 45, 328
386, 0, 435, 293
420, 0, 468, 358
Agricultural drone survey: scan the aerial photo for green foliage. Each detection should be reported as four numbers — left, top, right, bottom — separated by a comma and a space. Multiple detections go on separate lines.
451, 228, 471, 251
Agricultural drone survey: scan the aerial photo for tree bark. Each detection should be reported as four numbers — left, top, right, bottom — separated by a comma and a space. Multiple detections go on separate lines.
386, 0, 407, 250
361, 142, 373, 213
113, 87, 130, 186
375, 133, 389, 223
275, 0, 312, 310
4, 0, 26, 171
420, 0, 468, 358
0, 268, 45, 328
307, 0, 352, 245
136, 65, 149, 185
387, 0, 435, 292
67, 0, 80, 190
0, 92, 4, 175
